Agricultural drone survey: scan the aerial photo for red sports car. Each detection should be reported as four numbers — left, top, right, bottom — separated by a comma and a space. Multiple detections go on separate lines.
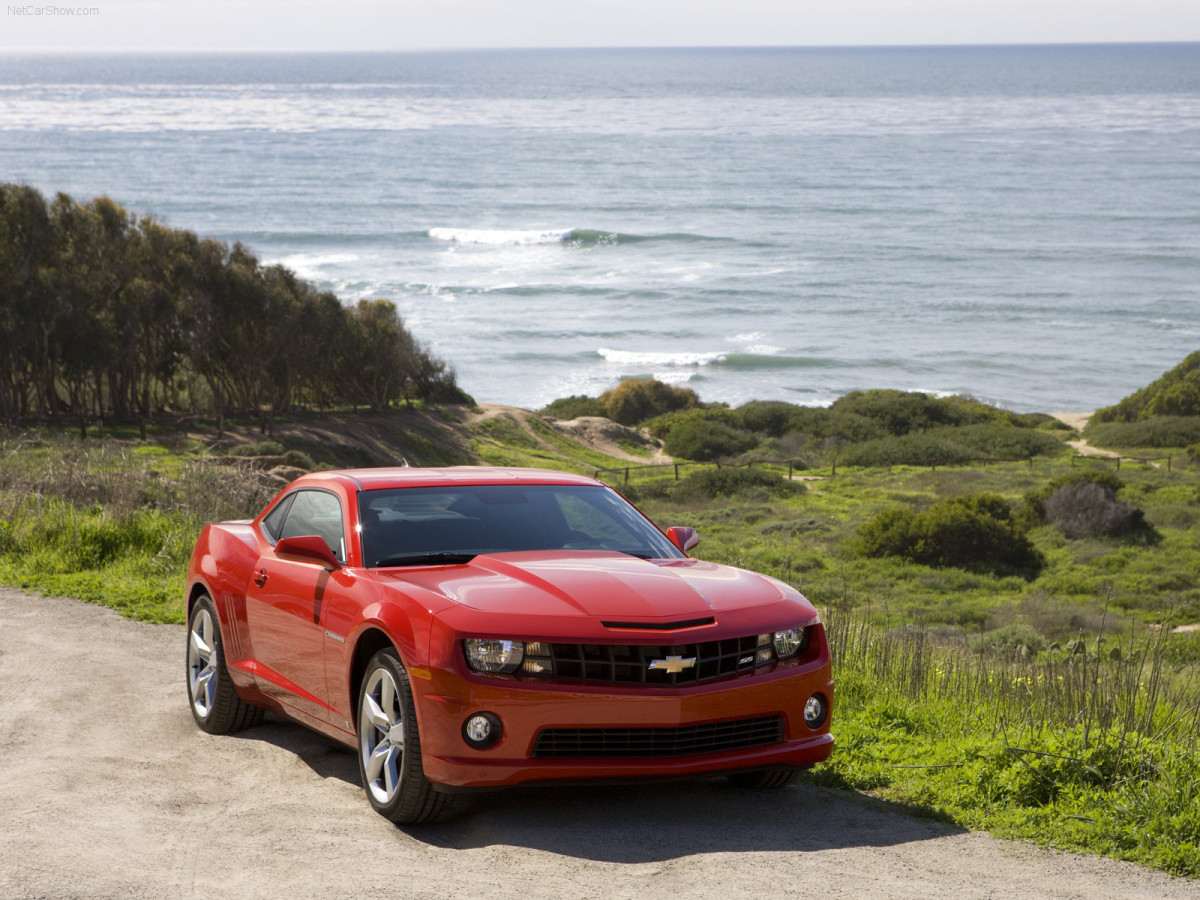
185, 467, 833, 824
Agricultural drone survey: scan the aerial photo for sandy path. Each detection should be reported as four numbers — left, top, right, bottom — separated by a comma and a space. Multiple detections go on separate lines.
1052, 411, 1122, 459
0, 588, 1193, 899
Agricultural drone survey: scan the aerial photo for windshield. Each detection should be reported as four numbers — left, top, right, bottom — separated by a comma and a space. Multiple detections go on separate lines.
358, 484, 682, 567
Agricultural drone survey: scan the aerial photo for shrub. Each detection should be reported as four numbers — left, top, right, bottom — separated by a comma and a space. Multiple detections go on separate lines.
668, 467, 803, 502
857, 493, 1043, 578
970, 622, 1049, 658
1084, 417, 1200, 449
829, 390, 1007, 437
662, 418, 758, 462
281, 449, 316, 471
223, 440, 286, 458
839, 425, 1063, 468
644, 406, 744, 441
1093, 349, 1200, 422
1021, 470, 1127, 529
1042, 482, 1157, 542
947, 424, 1066, 458
600, 378, 697, 426
738, 401, 803, 438
541, 395, 607, 420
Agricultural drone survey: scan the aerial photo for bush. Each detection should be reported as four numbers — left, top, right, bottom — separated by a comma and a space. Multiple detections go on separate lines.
281, 449, 316, 471
600, 379, 698, 426
1042, 482, 1157, 542
223, 440, 285, 458
738, 401, 804, 438
1084, 417, 1200, 449
541, 395, 608, 420
971, 622, 1049, 658
857, 493, 1043, 578
1093, 349, 1200, 422
662, 418, 758, 462
1021, 470, 1126, 529
668, 467, 803, 502
829, 390, 1008, 437
644, 406, 744, 441
839, 425, 1064, 467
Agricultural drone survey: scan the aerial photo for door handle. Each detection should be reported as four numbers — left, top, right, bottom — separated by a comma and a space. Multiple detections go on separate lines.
253, 568, 268, 588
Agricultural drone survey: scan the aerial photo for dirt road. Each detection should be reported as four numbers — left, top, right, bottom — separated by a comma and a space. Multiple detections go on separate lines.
0, 588, 1192, 899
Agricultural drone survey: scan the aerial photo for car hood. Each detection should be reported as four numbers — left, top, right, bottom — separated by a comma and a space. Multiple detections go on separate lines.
373, 551, 800, 626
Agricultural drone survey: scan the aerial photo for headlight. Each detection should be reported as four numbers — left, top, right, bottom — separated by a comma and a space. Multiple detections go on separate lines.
463, 638, 525, 673
773, 626, 809, 659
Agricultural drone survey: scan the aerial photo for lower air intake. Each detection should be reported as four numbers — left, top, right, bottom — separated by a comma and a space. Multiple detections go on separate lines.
531, 715, 784, 759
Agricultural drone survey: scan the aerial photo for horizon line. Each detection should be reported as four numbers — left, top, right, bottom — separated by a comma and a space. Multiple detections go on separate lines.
3, 40, 1199, 55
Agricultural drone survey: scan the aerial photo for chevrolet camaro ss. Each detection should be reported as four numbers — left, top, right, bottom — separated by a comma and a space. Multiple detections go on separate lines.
185, 467, 834, 823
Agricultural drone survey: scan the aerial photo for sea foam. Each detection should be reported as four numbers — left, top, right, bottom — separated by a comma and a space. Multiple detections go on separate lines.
429, 227, 574, 246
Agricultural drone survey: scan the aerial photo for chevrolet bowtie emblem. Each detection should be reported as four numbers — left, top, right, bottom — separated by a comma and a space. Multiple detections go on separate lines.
648, 655, 697, 674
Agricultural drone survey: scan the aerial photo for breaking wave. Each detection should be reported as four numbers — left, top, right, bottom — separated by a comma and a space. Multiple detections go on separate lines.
427, 227, 718, 246
596, 348, 824, 368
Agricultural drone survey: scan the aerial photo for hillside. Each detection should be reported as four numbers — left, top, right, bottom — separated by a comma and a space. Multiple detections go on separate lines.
137, 403, 662, 481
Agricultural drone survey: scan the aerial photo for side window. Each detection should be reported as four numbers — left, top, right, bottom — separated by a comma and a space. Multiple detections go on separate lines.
261, 494, 294, 542
277, 490, 346, 563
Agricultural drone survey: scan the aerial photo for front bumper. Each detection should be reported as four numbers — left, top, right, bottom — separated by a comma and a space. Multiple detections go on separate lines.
411, 660, 834, 789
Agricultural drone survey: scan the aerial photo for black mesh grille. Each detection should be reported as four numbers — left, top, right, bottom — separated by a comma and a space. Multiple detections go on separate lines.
531, 716, 785, 759
522, 634, 777, 686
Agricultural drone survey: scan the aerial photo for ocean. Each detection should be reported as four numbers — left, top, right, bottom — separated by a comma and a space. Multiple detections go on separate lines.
2, 45, 1198, 413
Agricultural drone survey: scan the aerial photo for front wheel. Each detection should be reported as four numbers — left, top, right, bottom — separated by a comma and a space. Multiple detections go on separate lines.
186, 594, 263, 734
357, 648, 454, 825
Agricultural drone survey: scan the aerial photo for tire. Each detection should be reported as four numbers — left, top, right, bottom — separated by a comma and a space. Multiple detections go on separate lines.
186, 594, 264, 734
727, 769, 799, 789
357, 648, 454, 825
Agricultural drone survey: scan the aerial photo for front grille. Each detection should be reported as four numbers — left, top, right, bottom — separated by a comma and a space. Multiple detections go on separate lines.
521, 634, 776, 686
532, 715, 784, 759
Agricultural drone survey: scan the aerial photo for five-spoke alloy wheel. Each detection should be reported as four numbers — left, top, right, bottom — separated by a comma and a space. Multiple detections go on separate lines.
186, 594, 262, 733
357, 648, 452, 824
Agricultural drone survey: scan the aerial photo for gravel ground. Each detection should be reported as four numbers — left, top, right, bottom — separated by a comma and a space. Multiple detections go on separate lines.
0, 588, 1195, 900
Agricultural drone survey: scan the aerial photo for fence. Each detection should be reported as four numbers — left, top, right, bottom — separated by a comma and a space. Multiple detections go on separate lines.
1070, 454, 1173, 471
594, 455, 1043, 485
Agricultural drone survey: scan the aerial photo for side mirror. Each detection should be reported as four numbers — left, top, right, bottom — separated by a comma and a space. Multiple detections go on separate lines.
275, 535, 341, 569
666, 526, 699, 554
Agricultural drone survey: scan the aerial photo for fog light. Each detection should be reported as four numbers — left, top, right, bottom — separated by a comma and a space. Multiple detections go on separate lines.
463, 712, 503, 749
803, 694, 828, 729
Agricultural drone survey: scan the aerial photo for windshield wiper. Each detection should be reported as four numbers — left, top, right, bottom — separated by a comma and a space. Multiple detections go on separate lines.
375, 552, 477, 567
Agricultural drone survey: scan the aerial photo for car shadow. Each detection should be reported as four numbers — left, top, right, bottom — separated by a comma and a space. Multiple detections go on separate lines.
411, 779, 965, 863
229, 714, 362, 786
230, 717, 965, 864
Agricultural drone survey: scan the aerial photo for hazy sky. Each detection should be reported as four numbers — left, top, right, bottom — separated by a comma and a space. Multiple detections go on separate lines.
3, 0, 1199, 52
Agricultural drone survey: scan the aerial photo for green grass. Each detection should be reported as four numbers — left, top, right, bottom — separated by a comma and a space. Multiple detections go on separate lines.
814, 611, 1200, 875
3, 419, 1200, 877
469, 414, 635, 472
629, 458, 1200, 637
0, 431, 277, 623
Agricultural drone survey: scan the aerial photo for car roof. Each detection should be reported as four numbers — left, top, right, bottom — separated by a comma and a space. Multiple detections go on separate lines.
291, 466, 604, 493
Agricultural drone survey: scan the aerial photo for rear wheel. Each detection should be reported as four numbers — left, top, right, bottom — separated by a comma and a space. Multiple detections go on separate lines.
186, 594, 263, 733
357, 648, 454, 825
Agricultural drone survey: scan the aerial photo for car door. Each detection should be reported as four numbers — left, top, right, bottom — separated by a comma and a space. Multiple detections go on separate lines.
245, 488, 347, 725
